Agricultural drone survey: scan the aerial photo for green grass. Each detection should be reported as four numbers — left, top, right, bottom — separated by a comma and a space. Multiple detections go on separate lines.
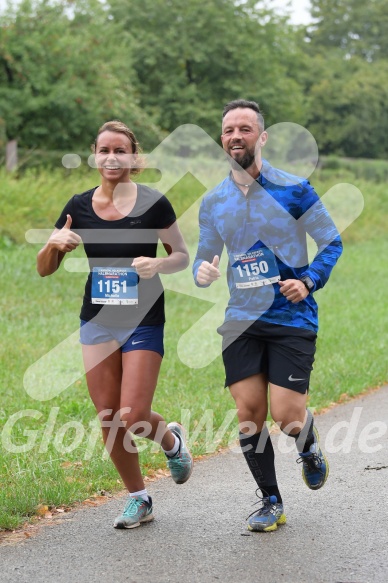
0, 159, 387, 530
311, 239, 388, 409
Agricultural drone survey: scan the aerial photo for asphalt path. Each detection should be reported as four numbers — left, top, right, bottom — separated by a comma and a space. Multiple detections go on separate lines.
1, 386, 387, 583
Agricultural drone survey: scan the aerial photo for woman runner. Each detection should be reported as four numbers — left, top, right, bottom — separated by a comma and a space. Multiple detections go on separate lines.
37, 120, 193, 529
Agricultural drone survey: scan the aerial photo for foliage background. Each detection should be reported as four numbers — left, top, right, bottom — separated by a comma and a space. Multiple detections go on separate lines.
1, 0, 388, 158
0, 0, 387, 530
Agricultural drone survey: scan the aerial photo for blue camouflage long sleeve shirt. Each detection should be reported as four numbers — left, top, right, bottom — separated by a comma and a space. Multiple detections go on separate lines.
193, 160, 343, 332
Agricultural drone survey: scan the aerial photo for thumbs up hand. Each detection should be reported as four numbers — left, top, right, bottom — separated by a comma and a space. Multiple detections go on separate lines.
196, 255, 221, 286
63, 214, 72, 230
48, 214, 82, 253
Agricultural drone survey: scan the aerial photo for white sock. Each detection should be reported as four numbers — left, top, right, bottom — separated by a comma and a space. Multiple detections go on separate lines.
130, 489, 149, 502
162, 433, 180, 457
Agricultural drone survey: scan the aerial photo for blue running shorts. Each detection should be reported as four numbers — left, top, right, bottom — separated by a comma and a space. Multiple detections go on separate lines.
80, 320, 164, 357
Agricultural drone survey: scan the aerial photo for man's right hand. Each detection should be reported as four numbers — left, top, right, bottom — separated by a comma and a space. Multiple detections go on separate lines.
48, 214, 82, 253
196, 255, 221, 285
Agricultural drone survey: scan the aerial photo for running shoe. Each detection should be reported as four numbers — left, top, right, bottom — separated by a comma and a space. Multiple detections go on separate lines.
297, 426, 329, 490
113, 495, 154, 529
166, 422, 193, 484
247, 493, 286, 532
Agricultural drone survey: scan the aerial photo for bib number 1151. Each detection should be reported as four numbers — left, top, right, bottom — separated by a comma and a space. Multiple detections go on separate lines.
91, 267, 138, 305
96, 279, 128, 294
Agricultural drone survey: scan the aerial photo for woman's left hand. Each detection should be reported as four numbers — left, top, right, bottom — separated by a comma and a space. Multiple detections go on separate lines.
132, 256, 161, 279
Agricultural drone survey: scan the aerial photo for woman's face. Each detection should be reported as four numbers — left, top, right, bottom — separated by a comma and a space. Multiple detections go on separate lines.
95, 130, 134, 183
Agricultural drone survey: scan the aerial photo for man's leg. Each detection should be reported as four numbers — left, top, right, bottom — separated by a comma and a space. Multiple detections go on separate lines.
270, 384, 329, 490
229, 374, 286, 531
265, 324, 328, 490
230, 374, 282, 500
269, 384, 311, 447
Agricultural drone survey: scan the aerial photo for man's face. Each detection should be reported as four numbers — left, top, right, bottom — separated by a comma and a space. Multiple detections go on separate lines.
221, 108, 267, 170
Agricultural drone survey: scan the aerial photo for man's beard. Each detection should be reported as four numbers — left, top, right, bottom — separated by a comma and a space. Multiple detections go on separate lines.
228, 148, 255, 171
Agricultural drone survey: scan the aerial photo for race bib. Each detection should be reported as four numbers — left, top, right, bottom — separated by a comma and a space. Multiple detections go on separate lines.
91, 267, 139, 305
231, 248, 280, 289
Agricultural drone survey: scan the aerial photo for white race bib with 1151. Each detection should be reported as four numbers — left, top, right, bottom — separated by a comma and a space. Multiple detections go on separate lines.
91, 267, 139, 304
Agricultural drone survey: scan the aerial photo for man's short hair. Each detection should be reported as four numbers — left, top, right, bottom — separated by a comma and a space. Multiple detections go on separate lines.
222, 99, 265, 132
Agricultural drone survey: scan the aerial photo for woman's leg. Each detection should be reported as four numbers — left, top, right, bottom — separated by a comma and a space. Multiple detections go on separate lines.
120, 350, 176, 452
83, 342, 186, 493
82, 341, 149, 492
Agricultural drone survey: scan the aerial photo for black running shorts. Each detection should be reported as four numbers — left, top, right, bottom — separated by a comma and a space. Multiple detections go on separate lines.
218, 320, 317, 394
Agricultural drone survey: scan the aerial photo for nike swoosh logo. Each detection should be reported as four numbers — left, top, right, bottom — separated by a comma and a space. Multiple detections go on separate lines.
132, 340, 145, 345
288, 374, 306, 382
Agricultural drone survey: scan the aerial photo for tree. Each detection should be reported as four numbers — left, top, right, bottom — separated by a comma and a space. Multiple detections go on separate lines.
299, 0, 388, 158
309, 0, 388, 60
306, 55, 388, 158
108, 0, 309, 138
0, 0, 163, 151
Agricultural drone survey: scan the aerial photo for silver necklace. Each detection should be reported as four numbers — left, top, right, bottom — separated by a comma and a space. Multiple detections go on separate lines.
231, 172, 259, 188
234, 179, 251, 187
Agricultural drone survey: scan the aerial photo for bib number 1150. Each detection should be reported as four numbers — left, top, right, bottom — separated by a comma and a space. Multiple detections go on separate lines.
231, 247, 280, 288
236, 261, 269, 278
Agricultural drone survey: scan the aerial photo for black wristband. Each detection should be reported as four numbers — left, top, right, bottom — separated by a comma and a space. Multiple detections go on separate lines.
299, 275, 314, 293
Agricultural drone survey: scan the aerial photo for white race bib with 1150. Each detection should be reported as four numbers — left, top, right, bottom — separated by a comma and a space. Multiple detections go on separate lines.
231, 248, 280, 289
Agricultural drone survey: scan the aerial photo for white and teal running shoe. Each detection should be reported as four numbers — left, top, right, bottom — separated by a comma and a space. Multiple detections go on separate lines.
166, 422, 193, 484
114, 495, 154, 529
